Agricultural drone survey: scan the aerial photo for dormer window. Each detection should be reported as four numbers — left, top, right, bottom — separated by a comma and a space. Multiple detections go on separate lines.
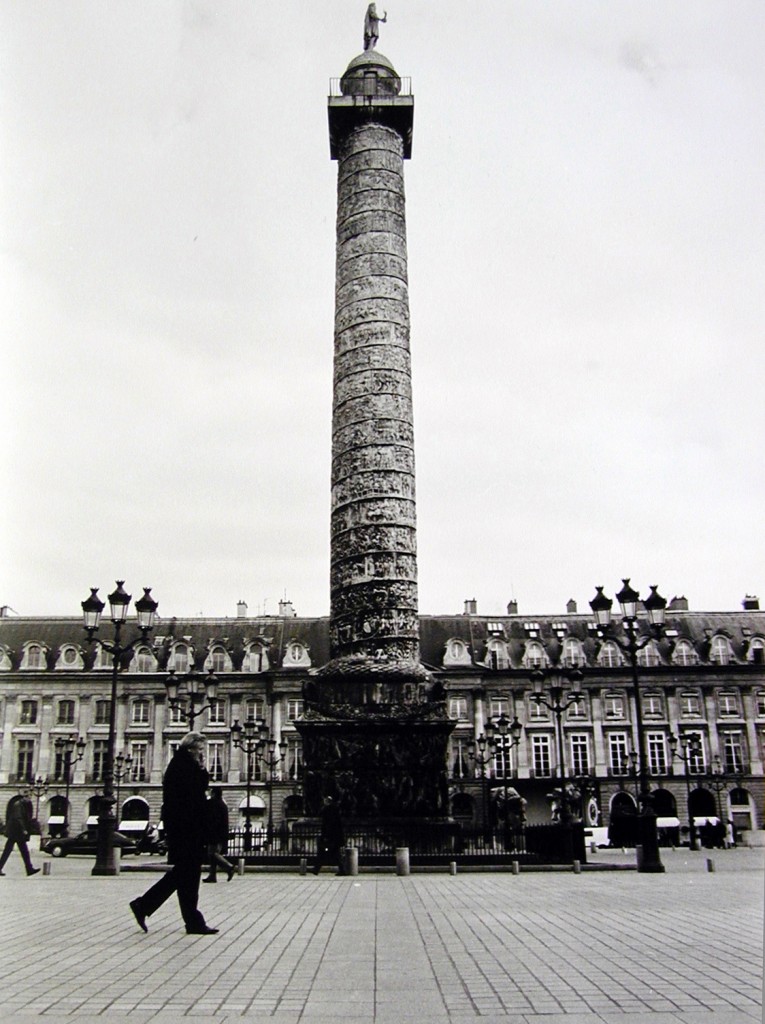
134, 646, 156, 673
443, 639, 472, 667
486, 639, 509, 670
55, 645, 82, 670
562, 638, 584, 667
672, 640, 698, 667
170, 643, 190, 673
636, 641, 660, 668
598, 642, 622, 668
246, 643, 269, 673
23, 644, 44, 670
710, 635, 732, 666
523, 641, 546, 670
283, 642, 310, 668
206, 645, 232, 673
0, 646, 11, 671
747, 638, 765, 665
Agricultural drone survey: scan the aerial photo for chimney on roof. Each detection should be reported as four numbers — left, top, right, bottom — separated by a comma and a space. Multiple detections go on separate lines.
464, 599, 477, 615
279, 599, 296, 617
668, 596, 689, 611
566, 598, 577, 614
507, 599, 518, 615
236, 600, 248, 619
743, 595, 760, 611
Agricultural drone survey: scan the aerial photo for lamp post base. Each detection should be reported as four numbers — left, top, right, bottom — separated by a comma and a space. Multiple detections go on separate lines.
636, 808, 665, 873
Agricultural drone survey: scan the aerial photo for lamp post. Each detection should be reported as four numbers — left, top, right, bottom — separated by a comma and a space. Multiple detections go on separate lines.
230, 716, 260, 852
81, 581, 158, 876
529, 668, 584, 863
255, 727, 288, 846
668, 732, 702, 851
164, 668, 220, 729
492, 713, 524, 850
114, 751, 134, 829
29, 776, 48, 823
706, 756, 729, 825
467, 721, 496, 841
54, 735, 86, 836
590, 579, 667, 874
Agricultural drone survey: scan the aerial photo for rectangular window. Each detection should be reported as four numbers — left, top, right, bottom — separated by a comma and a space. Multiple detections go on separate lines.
721, 732, 745, 774
528, 699, 548, 721
646, 732, 668, 775
489, 696, 509, 720
604, 694, 625, 720
53, 747, 66, 781
717, 692, 739, 718
57, 700, 75, 725
247, 749, 264, 782
567, 697, 587, 720
208, 699, 226, 725
680, 692, 701, 717
93, 740, 108, 781
285, 739, 303, 781
94, 700, 111, 725
286, 699, 304, 722
448, 697, 468, 721
207, 741, 225, 782
531, 735, 552, 778
686, 734, 706, 775
492, 736, 515, 778
129, 742, 148, 782
19, 700, 38, 725
246, 698, 264, 723
17, 739, 35, 781
643, 694, 663, 718
608, 733, 630, 775
168, 703, 185, 726
451, 738, 470, 779
570, 733, 590, 776
757, 692, 765, 717
131, 700, 150, 725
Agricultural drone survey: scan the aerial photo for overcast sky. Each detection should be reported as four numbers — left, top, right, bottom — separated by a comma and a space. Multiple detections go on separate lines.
2, 1, 763, 622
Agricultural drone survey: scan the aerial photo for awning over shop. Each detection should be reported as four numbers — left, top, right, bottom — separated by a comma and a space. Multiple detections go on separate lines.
118, 820, 149, 833
656, 817, 680, 828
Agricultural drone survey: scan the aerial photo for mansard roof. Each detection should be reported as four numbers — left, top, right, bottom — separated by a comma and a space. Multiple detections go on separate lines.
0, 607, 762, 673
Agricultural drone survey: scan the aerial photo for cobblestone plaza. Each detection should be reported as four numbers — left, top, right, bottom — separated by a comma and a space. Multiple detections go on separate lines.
0, 849, 762, 1023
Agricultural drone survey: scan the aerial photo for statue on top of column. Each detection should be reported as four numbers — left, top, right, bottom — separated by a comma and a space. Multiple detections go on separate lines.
364, 3, 387, 51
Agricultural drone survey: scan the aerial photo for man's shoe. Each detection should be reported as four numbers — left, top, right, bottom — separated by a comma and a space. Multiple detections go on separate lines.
0, 870, 5, 876
130, 899, 148, 933
27, 868, 41, 876
186, 925, 219, 935
202, 877, 216, 883
227, 866, 235, 882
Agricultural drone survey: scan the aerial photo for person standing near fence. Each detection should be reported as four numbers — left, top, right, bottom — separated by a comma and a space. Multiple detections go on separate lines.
129, 732, 218, 934
312, 796, 345, 875
203, 786, 235, 883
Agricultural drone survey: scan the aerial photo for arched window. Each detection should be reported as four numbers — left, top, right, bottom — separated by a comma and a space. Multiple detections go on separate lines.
523, 641, 546, 670
210, 646, 228, 673
23, 644, 45, 670
246, 643, 269, 673
598, 642, 622, 668
443, 639, 471, 667
710, 635, 732, 666
563, 638, 585, 667
672, 640, 698, 667
747, 638, 765, 665
486, 639, 509, 670
282, 642, 310, 668
170, 643, 190, 673
636, 641, 660, 668
134, 647, 155, 673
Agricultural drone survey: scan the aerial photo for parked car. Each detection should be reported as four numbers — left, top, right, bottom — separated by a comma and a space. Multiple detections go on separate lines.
41, 829, 138, 858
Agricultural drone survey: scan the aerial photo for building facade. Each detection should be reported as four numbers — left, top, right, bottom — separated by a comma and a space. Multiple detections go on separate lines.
0, 596, 762, 844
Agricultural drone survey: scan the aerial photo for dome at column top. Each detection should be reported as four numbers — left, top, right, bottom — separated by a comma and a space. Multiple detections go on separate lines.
340, 51, 402, 96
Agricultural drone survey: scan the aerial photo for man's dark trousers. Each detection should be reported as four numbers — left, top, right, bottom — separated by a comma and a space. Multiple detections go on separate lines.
135, 855, 205, 931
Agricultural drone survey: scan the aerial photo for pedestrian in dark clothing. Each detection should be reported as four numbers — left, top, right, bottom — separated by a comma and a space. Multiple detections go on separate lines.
203, 786, 235, 883
312, 796, 345, 875
0, 792, 40, 876
129, 732, 218, 935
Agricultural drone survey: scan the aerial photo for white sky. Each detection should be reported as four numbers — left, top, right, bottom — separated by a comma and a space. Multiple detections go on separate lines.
2, 1, 763, 621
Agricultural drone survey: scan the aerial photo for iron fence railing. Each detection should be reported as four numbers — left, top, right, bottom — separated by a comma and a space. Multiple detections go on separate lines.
223, 822, 586, 867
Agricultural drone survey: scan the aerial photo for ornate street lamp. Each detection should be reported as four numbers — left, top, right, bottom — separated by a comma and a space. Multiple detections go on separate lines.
29, 776, 49, 824
467, 720, 496, 842
164, 668, 219, 729
54, 735, 86, 836
668, 732, 702, 850
114, 750, 134, 828
81, 582, 158, 875
230, 716, 260, 852
590, 579, 667, 874
256, 728, 288, 846
530, 668, 584, 863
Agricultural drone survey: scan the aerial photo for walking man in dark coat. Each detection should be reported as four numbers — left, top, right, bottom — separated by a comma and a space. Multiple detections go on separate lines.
202, 786, 235, 883
0, 792, 40, 876
312, 796, 345, 875
129, 732, 218, 934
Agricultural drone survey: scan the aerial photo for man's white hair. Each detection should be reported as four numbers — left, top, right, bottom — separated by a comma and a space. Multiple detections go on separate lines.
180, 731, 205, 749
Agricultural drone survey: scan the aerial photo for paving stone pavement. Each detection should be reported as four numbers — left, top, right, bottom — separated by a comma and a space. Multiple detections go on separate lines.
0, 848, 762, 1024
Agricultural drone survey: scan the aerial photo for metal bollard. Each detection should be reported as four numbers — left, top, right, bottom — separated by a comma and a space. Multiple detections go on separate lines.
573, 859, 581, 874
299, 857, 307, 876
706, 857, 715, 873
590, 841, 597, 854
238, 857, 245, 876
511, 860, 520, 875
449, 861, 457, 876
395, 847, 410, 876
345, 846, 359, 876
42, 862, 51, 876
